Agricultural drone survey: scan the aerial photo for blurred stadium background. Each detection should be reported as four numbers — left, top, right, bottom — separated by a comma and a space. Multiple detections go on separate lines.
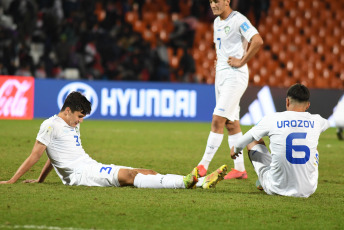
1, 0, 343, 89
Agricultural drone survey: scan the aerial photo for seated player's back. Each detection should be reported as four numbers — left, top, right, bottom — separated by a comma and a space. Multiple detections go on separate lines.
262, 111, 328, 197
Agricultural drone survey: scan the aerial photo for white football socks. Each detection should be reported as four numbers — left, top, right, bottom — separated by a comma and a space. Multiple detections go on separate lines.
198, 131, 224, 169
195, 177, 205, 187
133, 173, 185, 189
228, 132, 246, 172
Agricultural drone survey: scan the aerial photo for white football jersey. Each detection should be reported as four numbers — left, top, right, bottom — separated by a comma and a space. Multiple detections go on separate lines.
36, 115, 97, 184
213, 11, 258, 71
250, 111, 329, 197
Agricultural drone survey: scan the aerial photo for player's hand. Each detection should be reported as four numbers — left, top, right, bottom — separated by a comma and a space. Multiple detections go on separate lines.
0, 180, 13, 184
22, 179, 40, 183
230, 146, 241, 159
227, 57, 242, 68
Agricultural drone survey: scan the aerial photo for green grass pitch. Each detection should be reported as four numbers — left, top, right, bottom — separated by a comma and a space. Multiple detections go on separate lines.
0, 119, 343, 230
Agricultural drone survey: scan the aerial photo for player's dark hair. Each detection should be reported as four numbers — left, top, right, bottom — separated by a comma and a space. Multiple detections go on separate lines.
61, 91, 92, 115
287, 83, 310, 102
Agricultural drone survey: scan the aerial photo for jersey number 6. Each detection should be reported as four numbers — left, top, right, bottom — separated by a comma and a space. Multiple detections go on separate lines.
286, 132, 310, 164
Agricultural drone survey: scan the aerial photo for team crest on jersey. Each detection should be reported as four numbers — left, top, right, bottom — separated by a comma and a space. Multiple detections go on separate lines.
225, 26, 230, 34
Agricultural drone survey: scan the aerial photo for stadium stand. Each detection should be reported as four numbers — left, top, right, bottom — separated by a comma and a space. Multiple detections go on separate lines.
0, 0, 343, 88
250, 0, 344, 89
125, 0, 343, 88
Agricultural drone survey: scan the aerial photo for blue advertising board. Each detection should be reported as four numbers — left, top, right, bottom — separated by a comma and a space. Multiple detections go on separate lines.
34, 79, 215, 121
34, 79, 343, 126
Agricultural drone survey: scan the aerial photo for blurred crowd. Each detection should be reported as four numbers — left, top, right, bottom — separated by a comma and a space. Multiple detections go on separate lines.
0, 0, 269, 82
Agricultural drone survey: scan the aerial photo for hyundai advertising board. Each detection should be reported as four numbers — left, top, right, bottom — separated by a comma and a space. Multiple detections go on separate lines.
1, 76, 342, 125
34, 79, 215, 121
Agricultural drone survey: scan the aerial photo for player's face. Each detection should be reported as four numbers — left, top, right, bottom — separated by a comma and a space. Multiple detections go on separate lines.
209, 0, 229, 16
67, 110, 85, 127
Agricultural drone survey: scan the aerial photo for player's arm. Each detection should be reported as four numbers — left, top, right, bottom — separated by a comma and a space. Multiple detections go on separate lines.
0, 140, 47, 184
23, 158, 53, 183
228, 33, 263, 68
230, 130, 255, 159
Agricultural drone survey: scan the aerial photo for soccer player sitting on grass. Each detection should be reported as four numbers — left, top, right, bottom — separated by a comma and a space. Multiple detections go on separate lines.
231, 84, 330, 197
0, 92, 227, 189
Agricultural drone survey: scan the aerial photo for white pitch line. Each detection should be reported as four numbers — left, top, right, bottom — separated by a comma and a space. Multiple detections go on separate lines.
0, 225, 105, 230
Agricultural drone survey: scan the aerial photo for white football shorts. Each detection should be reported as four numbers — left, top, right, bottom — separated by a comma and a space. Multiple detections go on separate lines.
70, 163, 132, 187
213, 68, 248, 121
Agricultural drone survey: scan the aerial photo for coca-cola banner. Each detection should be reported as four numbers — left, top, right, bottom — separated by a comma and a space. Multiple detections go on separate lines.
0, 76, 35, 120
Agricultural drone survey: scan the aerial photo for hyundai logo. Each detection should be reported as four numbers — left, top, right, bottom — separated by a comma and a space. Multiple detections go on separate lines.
57, 82, 98, 118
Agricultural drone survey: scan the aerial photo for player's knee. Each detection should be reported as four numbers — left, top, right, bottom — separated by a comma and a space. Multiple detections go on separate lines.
118, 169, 138, 186
211, 116, 226, 132
225, 120, 240, 134
132, 168, 157, 175
145, 169, 157, 175
247, 139, 265, 151
225, 124, 234, 132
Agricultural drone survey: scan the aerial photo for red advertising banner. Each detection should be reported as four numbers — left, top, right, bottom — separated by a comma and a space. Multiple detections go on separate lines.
0, 76, 34, 120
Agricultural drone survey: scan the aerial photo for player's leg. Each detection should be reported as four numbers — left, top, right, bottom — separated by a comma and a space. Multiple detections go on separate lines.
133, 168, 158, 175
72, 163, 132, 187
247, 139, 273, 192
132, 167, 199, 189
215, 69, 248, 179
117, 168, 138, 186
117, 168, 166, 186
334, 104, 344, 140
196, 69, 228, 177
224, 120, 247, 179
197, 115, 226, 176
76, 164, 198, 189
336, 127, 343, 140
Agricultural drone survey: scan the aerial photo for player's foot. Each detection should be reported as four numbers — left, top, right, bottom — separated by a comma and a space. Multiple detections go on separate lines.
224, 168, 248, 180
202, 165, 227, 189
256, 180, 263, 190
196, 164, 207, 177
183, 167, 199, 189
337, 128, 343, 140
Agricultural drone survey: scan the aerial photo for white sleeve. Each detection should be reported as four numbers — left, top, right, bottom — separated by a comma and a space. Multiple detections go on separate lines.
234, 130, 255, 153
234, 115, 272, 153
238, 15, 258, 42
250, 115, 271, 141
321, 118, 330, 133
36, 121, 54, 146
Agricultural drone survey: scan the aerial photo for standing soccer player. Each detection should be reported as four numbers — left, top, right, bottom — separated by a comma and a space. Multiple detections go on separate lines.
196, 0, 263, 179
231, 84, 330, 197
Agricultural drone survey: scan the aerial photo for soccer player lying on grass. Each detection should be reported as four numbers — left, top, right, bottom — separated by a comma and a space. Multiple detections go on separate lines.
0, 91, 227, 189
230, 84, 330, 197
